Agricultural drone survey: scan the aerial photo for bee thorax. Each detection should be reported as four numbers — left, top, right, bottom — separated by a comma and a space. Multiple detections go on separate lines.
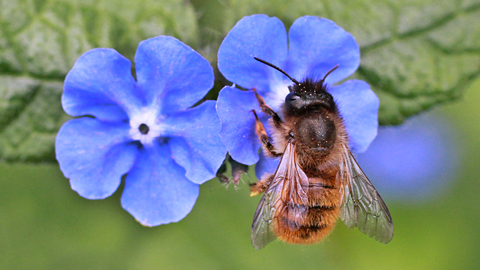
294, 115, 336, 152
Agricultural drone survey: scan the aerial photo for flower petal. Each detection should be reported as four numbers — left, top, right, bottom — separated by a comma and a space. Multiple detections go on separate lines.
287, 16, 360, 85
329, 80, 379, 153
218, 14, 288, 93
216, 86, 269, 165
121, 144, 199, 226
62, 49, 142, 122
163, 101, 227, 184
254, 150, 280, 179
55, 118, 138, 199
357, 113, 458, 200
134, 36, 214, 113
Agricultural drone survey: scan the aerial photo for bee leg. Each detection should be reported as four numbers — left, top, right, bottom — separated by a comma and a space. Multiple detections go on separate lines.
250, 174, 274, 196
252, 110, 282, 157
252, 88, 285, 131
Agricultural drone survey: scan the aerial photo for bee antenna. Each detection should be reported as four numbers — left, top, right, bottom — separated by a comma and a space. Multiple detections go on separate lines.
321, 65, 340, 83
254, 57, 301, 86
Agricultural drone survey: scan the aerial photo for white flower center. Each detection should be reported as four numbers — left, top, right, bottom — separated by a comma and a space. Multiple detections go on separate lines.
129, 107, 164, 145
265, 79, 291, 111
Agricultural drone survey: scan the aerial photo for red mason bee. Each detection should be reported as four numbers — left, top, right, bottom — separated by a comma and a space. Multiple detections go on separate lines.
249, 57, 393, 249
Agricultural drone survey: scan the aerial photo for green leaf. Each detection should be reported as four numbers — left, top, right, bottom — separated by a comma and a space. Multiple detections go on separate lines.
350, 0, 480, 124
193, 0, 480, 124
0, 0, 199, 162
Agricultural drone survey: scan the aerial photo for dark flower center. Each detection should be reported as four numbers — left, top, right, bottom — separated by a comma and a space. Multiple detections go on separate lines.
139, 123, 150, 135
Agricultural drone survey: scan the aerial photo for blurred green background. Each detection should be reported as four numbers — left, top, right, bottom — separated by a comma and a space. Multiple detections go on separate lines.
1, 0, 480, 269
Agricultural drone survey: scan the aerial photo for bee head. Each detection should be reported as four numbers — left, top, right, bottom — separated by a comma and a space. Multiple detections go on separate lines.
285, 81, 337, 113
253, 57, 339, 114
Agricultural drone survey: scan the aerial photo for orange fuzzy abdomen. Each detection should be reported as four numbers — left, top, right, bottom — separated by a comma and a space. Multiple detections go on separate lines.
273, 174, 342, 245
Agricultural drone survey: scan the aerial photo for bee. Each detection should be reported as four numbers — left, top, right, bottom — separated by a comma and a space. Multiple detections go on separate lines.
249, 57, 393, 249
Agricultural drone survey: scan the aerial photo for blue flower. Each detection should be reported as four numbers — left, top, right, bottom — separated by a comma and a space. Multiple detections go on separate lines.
55, 36, 227, 226
356, 113, 458, 201
216, 14, 379, 176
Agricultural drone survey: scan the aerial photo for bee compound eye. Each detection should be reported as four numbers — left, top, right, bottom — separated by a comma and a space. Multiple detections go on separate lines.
286, 92, 300, 102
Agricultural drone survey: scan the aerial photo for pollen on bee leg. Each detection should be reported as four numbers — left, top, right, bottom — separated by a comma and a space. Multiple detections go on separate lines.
250, 174, 273, 196
250, 183, 266, 197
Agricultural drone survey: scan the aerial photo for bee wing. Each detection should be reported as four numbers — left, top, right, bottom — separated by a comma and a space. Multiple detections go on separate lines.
250, 185, 282, 250
251, 140, 309, 249
339, 147, 394, 244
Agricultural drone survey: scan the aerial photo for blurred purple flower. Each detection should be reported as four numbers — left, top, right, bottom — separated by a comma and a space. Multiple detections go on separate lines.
215, 14, 379, 177
56, 36, 226, 226
356, 113, 458, 201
